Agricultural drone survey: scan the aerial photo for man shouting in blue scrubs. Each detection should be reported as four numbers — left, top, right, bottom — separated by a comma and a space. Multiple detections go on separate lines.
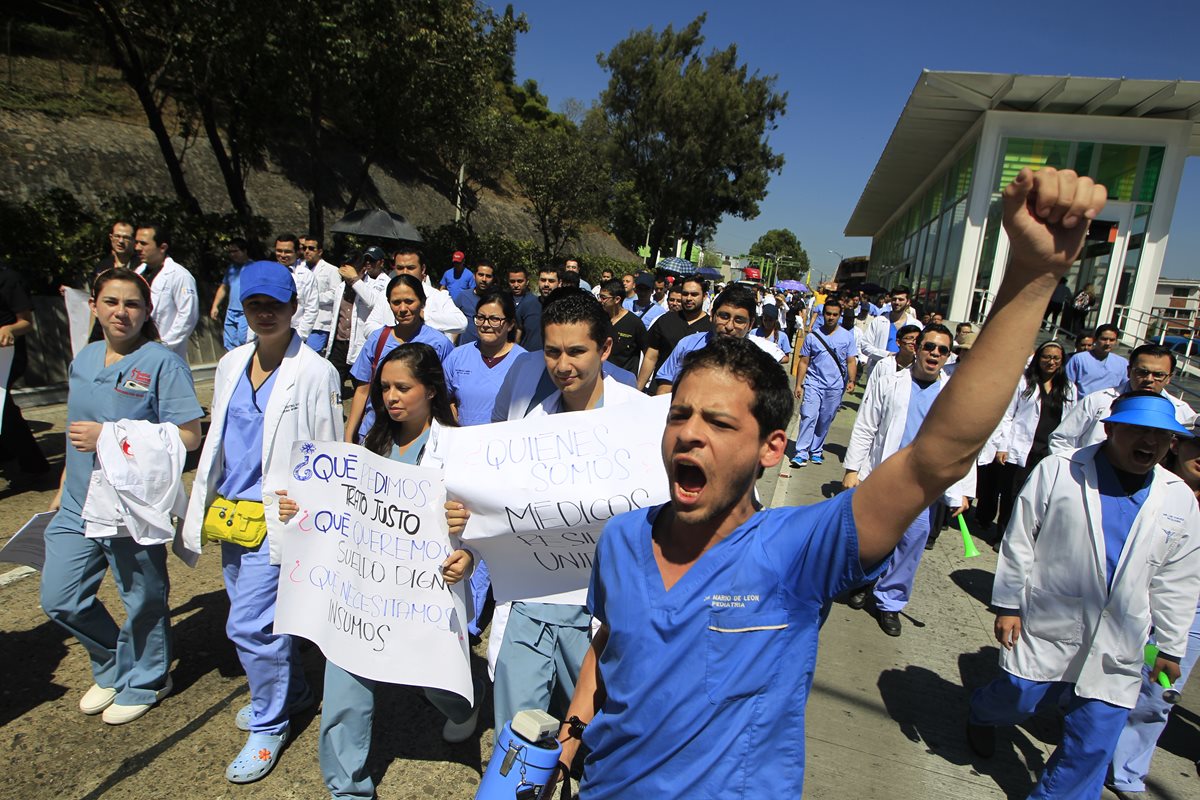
554, 167, 1111, 798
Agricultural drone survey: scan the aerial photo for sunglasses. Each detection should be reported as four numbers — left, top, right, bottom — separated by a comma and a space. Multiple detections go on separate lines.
920, 342, 951, 356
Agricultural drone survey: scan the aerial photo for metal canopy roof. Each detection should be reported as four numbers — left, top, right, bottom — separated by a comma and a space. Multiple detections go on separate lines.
845, 70, 1200, 237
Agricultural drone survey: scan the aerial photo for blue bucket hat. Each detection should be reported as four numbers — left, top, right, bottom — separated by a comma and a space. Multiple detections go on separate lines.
1100, 394, 1195, 437
239, 260, 296, 304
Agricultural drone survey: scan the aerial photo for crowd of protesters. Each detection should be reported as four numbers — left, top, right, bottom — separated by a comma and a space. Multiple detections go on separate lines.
1, 166, 1198, 799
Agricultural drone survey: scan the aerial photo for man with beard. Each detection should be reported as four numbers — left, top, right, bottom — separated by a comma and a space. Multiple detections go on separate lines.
635, 276, 712, 391
453, 261, 498, 345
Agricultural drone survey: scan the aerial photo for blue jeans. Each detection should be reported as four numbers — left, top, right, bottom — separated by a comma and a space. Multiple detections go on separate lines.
40, 516, 172, 705
971, 673, 1130, 800
221, 541, 307, 735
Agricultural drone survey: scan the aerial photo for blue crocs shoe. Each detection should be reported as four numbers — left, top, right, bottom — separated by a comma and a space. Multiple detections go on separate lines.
226, 730, 288, 784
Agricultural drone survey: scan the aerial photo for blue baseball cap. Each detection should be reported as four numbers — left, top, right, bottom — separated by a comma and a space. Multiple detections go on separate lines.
239, 260, 296, 304
1100, 393, 1194, 437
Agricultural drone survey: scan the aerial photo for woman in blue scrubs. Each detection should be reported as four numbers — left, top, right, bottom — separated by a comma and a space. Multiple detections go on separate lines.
185, 260, 343, 784
42, 267, 203, 725
442, 291, 525, 636
280, 342, 477, 799
344, 274, 453, 442
443, 291, 525, 425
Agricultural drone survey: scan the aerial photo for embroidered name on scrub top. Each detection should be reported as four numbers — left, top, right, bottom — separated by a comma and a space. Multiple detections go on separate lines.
217, 363, 280, 502
116, 367, 153, 396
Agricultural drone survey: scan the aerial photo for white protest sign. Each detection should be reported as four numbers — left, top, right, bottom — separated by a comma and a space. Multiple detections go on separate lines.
0, 345, 10, 436
441, 395, 670, 604
275, 440, 472, 702
63, 287, 92, 357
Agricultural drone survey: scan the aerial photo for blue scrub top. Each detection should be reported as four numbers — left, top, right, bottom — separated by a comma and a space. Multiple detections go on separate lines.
222, 263, 245, 313
655, 330, 715, 384
454, 290, 482, 345
351, 324, 454, 439
57, 341, 203, 522
754, 326, 792, 356
1094, 449, 1151, 591
389, 425, 432, 466
439, 268, 476, 297
443, 342, 526, 426
800, 325, 855, 390
217, 365, 279, 501
581, 491, 881, 798
899, 377, 943, 449
1066, 351, 1129, 397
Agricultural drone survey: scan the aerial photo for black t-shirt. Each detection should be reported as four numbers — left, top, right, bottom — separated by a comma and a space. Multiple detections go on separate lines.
648, 311, 714, 360
608, 311, 648, 373
0, 267, 32, 382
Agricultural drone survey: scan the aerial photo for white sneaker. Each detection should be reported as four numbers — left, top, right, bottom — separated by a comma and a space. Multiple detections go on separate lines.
79, 684, 117, 715
442, 703, 481, 743
101, 678, 173, 725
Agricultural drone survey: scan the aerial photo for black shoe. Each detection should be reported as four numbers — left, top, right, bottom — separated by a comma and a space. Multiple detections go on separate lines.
846, 587, 869, 610
966, 721, 995, 758
878, 611, 902, 636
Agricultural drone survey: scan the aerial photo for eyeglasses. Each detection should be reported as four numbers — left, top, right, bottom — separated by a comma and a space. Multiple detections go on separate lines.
920, 342, 951, 356
714, 311, 751, 327
1131, 367, 1170, 381
473, 315, 508, 326
597, 294, 617, 302
300, 244, 319, 251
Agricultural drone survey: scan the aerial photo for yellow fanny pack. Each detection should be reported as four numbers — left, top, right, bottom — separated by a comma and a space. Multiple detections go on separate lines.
202, 496, 268, 548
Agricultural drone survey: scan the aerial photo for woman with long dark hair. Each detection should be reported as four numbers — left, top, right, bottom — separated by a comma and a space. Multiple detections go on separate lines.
993, 340, 1077, 533
280, 342, 477, 799
42, 267, 203, 725
343, 273, 453, 443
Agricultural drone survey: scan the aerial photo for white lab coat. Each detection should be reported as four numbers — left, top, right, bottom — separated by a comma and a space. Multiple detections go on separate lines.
301, 259, 342, 332
420, 277, 468, 338
324, 272, 392, 364
1049, 382, 1196, 455
993, 444, 1200, 707
81, 420, 187, 547
844, 365, 975, 505
182, 333, 342, 565
290, 264, 320, 340
145, 257, 198, 361
860, 310, 918, 367
996, 376, 1080, 467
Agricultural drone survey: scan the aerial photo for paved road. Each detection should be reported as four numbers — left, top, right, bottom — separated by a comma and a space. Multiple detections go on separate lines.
1, 382, 1197, 799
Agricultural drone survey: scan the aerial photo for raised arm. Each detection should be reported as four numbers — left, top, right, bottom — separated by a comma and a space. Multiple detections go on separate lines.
853, 168, 1106, 566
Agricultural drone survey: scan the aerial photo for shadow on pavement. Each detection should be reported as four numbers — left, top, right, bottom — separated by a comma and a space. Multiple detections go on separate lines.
950, 568, 996, 607
169, 588, 240, 694
876, 647, 1046, 799
0, 619, 69, 727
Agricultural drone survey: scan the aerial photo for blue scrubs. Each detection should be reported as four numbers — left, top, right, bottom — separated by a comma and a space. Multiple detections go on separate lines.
318, 427, 475, 799
439, 267, 475, 297
870, 378, 944, 612
655, 330, 715, 385
1065, 351, 1128, 397
580, 491, 882, 798
217, 366, 309, 736
350, 325, 454, 440
514, 294, 543, 353
443, 343, 526, 427
754, 326, 792, 357
1110, 598, 1200, 791
794, 325, 855, 461
453, 290, 482, 345
222, 263, 247, 350
41, 341, 202, 706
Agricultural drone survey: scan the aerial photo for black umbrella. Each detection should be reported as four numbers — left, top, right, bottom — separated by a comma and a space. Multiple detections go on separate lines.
330, 209, 423, 242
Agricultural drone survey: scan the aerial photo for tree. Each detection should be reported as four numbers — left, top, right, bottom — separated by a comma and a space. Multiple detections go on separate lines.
750, 228, 810, 282
597, 15, 786, 259
511, 124, 605, 262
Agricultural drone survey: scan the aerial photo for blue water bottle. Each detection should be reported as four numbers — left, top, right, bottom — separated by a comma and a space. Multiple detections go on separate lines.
475, 710, 563, 800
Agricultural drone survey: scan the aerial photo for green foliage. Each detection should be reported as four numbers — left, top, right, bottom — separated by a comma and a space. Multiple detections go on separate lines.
417, 222, 541, 281
0, 190, 268, 293
749, 229, 810, 282
597, 15, 786, 256
511, 124, 606, 262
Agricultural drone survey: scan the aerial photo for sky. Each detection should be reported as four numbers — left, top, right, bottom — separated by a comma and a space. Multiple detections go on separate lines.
497, 0, 1200, 279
